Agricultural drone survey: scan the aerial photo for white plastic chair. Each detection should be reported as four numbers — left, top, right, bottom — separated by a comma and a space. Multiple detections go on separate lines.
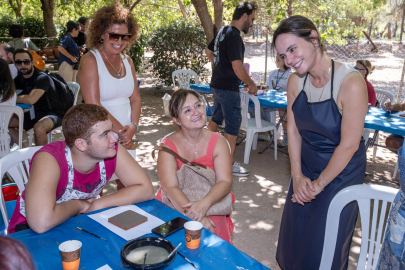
250, 73, 261, 84
28, 82, 80, 145
172, 70, 199, 89
375, 89, 395, 108
0, 105, 23, 158
319, 184, 398, 270
240, 90, 277, 164
243, 63, 250, 75
0, 146, 41, 233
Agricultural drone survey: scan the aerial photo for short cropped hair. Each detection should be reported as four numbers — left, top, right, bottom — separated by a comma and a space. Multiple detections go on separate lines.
9, 24, 24, 38
0, 236, 35, 270
62, 104, 109, 148
169, 89, 202, 128
66, 21, 79, 33
78, 17, 87, 25
13, 49, 33, 62
3, 44, 14, 55
232, 1, 258, 21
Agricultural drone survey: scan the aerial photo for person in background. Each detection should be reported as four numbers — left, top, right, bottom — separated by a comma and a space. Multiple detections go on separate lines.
265, 53, 291, 147
78, 3, 142, 191
273, 15, 367, 269
9, 49, 63, 146
8, 24, 39, 52
205, 1, 258, 177
0, 237, 35, 270
0, 44, 17, 79
354, 59, 376, 107
74, 17, 87, 49
0, 58, 17, 146
58, 21, 80, 82
383, 101, 405, 151
8, 104, 154, 234
157, 89, 234, 242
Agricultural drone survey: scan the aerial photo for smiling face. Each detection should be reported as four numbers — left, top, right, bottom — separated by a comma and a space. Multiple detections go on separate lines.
275, 32, 319, 75
101, 24, 129, 54
174, 94, 206, 130
85, 120, 117, 160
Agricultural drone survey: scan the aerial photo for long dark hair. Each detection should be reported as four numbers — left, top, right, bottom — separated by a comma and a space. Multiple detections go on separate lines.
0, 59, 16, 103
272, 15, 325, 54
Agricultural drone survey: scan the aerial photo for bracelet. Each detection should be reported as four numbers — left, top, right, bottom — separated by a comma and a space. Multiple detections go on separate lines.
319, 174, 327, 190
131, 122, 139, 132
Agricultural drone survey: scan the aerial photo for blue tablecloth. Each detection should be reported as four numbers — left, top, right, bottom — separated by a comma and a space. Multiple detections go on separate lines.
10, 199, 269, 270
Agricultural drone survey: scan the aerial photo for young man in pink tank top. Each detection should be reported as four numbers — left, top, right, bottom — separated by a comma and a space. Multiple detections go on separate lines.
8, 104, 154, 234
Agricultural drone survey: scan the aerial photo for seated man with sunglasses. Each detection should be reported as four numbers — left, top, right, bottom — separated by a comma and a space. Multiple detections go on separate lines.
9, 49, 64, 146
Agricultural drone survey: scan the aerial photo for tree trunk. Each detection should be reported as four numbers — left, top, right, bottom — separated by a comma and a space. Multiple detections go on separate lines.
394, 22, 398, 38
387, 23, 392, 39
129, 0, 142, 12
190, 0, 214, 44
380, 23, 389, 38
287, 0, 293, 17
367, 18, 373, 37
8, 0, 22, 18
40, 0, 57, 45
178, 0, 189, 21
400, 5, 405, 43
213, 0, 223, 33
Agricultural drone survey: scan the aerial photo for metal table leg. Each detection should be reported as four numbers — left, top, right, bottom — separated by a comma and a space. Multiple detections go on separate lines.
258, 110, 287, 154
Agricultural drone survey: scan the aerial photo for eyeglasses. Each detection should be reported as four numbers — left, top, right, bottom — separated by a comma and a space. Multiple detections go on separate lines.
15, 60, 31, 66
106, 31, 131, 42
353, 66, 366, 71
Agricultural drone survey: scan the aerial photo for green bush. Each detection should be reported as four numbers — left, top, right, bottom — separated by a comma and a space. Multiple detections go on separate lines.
0, 16, 47, 49
129, 32, 148, 73
149, 21, 208, 86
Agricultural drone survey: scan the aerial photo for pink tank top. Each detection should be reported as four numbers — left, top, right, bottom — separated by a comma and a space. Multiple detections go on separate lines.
161, 132, 220, 171
8, 141, 118, 233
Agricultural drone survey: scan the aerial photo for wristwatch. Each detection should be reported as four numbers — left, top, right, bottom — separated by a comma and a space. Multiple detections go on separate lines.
131, 122, 139, 132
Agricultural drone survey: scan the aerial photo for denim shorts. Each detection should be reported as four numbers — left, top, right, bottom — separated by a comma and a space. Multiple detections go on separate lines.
211, 87, 241, 136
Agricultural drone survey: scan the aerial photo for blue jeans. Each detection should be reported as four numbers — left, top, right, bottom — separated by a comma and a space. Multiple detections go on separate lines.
211, 87, 241, 136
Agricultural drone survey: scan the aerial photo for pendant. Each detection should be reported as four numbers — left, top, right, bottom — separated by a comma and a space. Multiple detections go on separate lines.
117, 73, 121, 77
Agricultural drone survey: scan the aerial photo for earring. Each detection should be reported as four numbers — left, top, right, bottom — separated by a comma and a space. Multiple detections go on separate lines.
100, 39, 104, 43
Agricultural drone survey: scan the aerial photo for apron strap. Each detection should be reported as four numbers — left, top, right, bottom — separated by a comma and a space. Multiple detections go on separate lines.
330, 59, 335, 97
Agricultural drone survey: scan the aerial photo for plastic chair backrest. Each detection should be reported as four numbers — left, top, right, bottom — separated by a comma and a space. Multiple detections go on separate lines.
0, 105, 23, 158
172, 70, 199, 89
67, 82, 81, 105
319, 184, 398, 270
240, 90, 262, 130
251, 73, 261, 84
375, 89, 395, 107
243, 63, 250, 75
0, 146, 41, 231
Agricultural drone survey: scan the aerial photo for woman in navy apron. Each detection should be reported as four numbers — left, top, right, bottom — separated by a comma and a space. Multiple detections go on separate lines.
272, 16, 368, 269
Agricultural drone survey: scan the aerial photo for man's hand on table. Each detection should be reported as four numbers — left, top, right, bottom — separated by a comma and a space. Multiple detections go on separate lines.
383, 102, 402, 113
247, 83, 258, 95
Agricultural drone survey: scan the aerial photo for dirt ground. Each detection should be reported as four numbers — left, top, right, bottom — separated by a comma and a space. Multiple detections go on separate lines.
28, 40, 401, 269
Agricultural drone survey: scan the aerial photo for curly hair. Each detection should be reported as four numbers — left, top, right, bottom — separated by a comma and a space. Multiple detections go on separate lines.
86, 3, 140, 54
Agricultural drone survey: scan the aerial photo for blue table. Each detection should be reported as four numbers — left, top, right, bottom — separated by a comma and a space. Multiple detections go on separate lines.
10, 199, 269, 270
16, 103, 31, 110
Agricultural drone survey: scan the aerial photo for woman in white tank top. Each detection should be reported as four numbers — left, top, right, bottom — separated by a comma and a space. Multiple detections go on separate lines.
78, 5, 141, 162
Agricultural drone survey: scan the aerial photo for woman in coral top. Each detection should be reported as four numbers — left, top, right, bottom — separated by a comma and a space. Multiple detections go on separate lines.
156, 89, 234, 243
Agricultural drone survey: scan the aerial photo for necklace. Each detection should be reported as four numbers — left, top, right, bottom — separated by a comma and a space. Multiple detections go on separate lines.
308, 63, 331, 102
181, 132, 203, 159
100, 50, 123, 77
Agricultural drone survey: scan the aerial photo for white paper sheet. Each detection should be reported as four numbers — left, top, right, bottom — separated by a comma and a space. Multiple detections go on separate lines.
88, 205, 165, 241
96, 265, 113, 270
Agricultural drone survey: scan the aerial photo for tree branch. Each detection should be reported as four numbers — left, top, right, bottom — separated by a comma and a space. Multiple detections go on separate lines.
129, 0, 142, 11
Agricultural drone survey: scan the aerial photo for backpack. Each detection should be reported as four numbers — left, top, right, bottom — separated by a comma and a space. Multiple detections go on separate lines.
40, 71, 75, 115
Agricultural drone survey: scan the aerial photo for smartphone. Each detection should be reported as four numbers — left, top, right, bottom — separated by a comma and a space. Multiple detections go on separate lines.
152, 217, 188, 237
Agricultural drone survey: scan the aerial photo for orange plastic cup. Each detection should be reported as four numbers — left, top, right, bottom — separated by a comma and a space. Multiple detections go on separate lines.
59, 240, 82, 270
184, 221, 203, 249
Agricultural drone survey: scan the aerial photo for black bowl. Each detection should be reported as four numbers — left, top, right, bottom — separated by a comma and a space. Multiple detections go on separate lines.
121, 237, 176, 270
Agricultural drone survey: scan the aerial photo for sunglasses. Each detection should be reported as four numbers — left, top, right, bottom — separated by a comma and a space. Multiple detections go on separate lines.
106, 31, 131, 42
353, 66, 366, 71
15, 60, 31, 66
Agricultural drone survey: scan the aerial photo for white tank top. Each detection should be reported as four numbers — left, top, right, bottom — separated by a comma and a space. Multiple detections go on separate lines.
91, 49, 135, 107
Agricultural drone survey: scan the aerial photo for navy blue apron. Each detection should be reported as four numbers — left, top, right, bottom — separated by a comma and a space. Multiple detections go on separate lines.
276, 60, 366, 270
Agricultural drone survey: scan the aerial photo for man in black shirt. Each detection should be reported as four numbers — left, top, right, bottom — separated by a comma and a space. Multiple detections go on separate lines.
74, 17, 87, 54
205, 1, 258, 177
9, 49, 63, 146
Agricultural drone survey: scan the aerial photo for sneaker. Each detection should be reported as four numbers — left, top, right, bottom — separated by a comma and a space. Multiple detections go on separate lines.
233, 162, 250, 176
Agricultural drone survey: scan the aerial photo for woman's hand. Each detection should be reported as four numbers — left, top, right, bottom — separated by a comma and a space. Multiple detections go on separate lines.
201, 216, 216, 234
383, 102, 402, 113
118, 124, 136, 149
292, 174, 315, 206
182, 200, 211, 222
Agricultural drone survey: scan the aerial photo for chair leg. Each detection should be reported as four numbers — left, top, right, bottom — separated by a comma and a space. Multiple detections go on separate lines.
244, 130, 254, 164
373, 135, 379, 162
393, 160, 399, 179
28, 129, 34, 146
274, 129, 278, 160
252, 133, 258, 150
47, 131, 52, 144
